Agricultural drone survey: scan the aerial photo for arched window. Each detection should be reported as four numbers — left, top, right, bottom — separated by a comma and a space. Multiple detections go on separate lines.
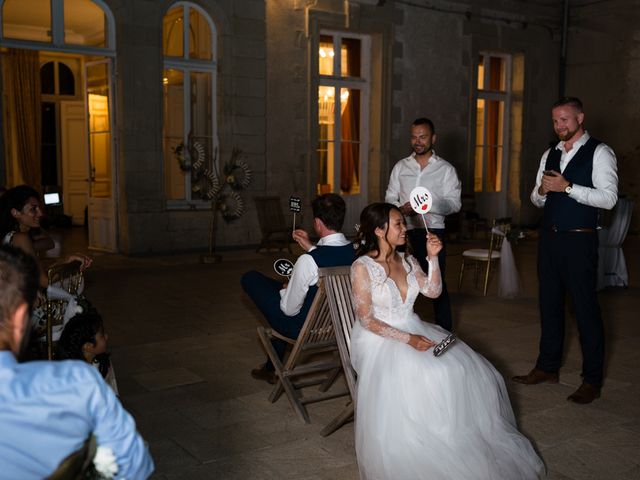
0, 0, 114, 53
39, 59, 77, 186
162, 2, 217, 204
40, 60, 75, 95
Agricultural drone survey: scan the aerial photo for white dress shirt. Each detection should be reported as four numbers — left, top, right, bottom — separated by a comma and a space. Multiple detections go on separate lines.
530, 131, 618, 210
279, 232, 351, 316
385, 152, 462, 229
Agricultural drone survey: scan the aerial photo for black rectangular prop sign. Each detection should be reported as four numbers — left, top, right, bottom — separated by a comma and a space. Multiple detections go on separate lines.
289, 196, 302, 213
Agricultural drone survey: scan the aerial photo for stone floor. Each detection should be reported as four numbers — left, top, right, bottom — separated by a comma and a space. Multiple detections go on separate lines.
64, 227, 640, 479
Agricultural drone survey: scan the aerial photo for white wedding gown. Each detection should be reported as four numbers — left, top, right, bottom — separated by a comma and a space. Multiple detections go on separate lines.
350, 255, 545, 480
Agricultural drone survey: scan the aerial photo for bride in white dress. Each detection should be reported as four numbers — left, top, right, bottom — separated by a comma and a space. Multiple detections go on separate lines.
350, 203, 544, 480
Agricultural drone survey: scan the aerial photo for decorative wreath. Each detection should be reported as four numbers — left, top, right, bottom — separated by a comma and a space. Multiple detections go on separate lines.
186, 141, 221, 200
174, 140, 206, 172
181, 142, 251, 219
223, 158, 252, 190
217, 191, 244, 220
191, 141, 206, 171
173, 143, 191, 171
191, 168, 221, 200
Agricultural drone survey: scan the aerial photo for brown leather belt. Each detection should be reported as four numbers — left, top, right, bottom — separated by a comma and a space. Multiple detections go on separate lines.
548, 226, 596, 233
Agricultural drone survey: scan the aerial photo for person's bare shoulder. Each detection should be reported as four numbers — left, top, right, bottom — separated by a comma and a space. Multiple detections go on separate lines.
10, 232, 36, 254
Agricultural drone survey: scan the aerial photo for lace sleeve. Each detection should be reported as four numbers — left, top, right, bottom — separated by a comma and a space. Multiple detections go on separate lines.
410, 256, 442, 298
350, 260, 411, 344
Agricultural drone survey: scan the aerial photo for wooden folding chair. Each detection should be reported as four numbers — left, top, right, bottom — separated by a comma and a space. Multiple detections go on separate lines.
256, 278, 349, 423
46, 435, 96, 480
253, 196, 292, 253
317, 265, 357, 437
45, 260, 84, 359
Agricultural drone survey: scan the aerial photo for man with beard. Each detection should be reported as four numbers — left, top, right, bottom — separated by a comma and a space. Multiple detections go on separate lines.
0, 246, 154, 479
385, 117, 461, 331
513, 97, 618, 404
241, 193, 354, 384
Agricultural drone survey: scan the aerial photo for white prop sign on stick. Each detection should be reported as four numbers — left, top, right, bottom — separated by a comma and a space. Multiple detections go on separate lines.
409, 186, 433, 233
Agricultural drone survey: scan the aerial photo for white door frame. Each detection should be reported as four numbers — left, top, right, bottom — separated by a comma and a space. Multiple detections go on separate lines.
316, 30, 371, 235
84, 57, 118, 252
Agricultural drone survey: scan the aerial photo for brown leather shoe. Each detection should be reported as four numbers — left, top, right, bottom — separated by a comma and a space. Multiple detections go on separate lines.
251, 363, 277, 385
512, 368, 559, 385
567, 382, 601, 404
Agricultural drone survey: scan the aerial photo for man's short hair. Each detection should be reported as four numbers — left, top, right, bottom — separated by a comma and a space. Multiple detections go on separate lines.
552, 97, 583, 113
0, 246, 39, 326
312, 193, 346, 232
411, 117, 436, 134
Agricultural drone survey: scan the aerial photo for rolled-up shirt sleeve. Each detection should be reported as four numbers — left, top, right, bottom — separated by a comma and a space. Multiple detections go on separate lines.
530, 149, 550, 208
569, 144, 618, 210
279, 254, 316, 316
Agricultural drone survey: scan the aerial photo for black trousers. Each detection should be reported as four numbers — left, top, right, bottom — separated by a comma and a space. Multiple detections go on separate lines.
406, 228, 453, 331
536, 230, 604, 386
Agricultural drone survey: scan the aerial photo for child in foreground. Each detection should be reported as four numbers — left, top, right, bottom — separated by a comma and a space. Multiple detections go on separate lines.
57, 310, 118, 395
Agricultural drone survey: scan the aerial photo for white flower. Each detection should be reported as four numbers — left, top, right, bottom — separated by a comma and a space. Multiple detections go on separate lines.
93, 446, 119, 478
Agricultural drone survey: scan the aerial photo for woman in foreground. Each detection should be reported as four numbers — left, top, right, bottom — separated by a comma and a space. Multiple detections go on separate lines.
350, 203, 544, 480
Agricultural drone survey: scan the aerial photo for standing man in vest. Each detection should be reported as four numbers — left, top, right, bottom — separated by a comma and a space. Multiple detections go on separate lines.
241, 193, 354, 384
385, 117, 461, 331
513, 97, 618, 404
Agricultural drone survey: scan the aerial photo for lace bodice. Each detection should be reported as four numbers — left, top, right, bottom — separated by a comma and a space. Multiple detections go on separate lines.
350, 254, 442, 344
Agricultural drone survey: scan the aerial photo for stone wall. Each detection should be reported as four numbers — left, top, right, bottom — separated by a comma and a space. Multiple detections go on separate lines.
109, 0, 592, 252
389, 0, 561, 226
109, 0, 266, 253
565, 0, 640, 232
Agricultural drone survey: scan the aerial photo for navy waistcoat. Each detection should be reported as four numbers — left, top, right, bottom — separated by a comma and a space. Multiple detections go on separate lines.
297, 242, 355, 318
542, 137, 601, 231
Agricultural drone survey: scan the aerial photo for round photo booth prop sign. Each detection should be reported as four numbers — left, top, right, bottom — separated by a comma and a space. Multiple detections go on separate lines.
409, 186, 433, 232
409, 186, 433, 214
274, 258, 294, 277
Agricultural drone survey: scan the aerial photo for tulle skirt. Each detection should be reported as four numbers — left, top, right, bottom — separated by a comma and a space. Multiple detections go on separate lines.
351, 316, 544, 480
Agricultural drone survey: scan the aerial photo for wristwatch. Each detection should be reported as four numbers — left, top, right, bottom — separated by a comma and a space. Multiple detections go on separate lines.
565, 182, 573, 194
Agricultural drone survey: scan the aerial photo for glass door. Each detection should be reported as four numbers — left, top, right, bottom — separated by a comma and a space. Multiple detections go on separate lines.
316, 32, 369, 234
85, 58, 117, 251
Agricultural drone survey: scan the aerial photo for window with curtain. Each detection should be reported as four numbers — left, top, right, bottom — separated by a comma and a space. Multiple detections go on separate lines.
1, 0, 112, 187
317, 32, 368, 196
474, 53, 511, 193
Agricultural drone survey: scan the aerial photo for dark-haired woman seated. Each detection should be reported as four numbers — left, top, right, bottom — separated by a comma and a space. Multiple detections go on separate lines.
350, 202, 544, 480
1, 185, 92, 286
1, 185, 91, 337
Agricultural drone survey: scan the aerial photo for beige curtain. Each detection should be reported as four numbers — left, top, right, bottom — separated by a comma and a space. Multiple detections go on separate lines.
6, 48, 41, 188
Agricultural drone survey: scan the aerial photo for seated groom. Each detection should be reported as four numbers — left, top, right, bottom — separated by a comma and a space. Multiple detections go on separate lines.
0, 245, 154, 479
241, 193, 354, 384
